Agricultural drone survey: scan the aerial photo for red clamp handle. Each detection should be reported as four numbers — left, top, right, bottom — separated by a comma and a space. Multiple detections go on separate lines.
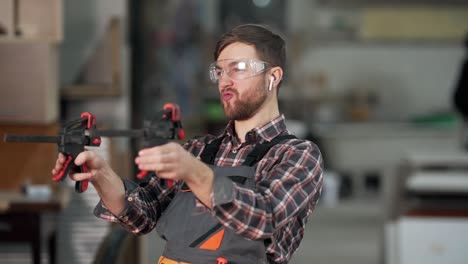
53, 156, 73, 182
163, 103, 180, 121
136, 170, 148, 179
217, 257, 228, 264
81, 112, 96, 129
52, 155, 89, 193
177, 128, 185, 140
163, 103, 185, 140
75, 164, 89, 193
77, 112, 97, 192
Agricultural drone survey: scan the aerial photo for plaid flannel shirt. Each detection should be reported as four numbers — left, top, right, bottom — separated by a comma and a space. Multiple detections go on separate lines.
94, 114, 323, 263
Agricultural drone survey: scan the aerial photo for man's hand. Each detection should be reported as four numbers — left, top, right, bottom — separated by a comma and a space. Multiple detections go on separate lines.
135, 142, 215, 207
51, 152, 67, 176
135, 142, 197, 181
52, 151, 125, 215
51, 151, 107, 183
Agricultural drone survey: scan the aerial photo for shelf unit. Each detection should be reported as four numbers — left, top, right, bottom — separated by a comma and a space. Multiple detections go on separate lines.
61, 17, 122, 100
0, 0, 14, 38
0, 0, 62, 124
0, 42, 58, 123
0, 0, 62, 43
0, 0, 62, 192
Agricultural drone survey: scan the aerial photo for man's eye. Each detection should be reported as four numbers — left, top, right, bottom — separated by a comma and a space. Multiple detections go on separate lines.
233, 66, 247, 72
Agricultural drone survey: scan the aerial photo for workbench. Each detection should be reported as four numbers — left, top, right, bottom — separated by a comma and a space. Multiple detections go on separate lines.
0, 187, 70, 264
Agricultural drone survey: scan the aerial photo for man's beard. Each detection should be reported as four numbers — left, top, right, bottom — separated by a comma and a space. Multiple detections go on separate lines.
222, 84, 267, 121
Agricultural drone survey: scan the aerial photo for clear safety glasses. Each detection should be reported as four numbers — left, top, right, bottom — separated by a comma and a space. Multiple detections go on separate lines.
209, 59, 270, 83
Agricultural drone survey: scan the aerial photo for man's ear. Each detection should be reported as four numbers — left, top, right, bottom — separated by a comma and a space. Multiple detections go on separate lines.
268, 76, 275, 91
269, 67, 283, 89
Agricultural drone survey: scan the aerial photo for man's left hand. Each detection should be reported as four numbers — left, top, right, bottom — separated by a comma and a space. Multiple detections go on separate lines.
135, 142, 215, 207
135, 142, 196, 181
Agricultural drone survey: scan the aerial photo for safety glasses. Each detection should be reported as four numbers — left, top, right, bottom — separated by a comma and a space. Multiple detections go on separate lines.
209, 58, 270, 83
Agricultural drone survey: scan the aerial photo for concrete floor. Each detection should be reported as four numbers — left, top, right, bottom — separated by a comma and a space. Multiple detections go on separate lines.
289, 199, 383, 264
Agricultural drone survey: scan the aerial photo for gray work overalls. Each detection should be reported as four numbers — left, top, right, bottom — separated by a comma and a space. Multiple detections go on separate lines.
155, 135, 295, 264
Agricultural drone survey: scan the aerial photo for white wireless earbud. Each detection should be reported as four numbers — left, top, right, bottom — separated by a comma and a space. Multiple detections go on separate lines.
268, 76, 275, 91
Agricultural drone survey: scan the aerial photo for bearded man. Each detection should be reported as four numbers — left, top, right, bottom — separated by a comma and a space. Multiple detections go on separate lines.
53, 24, 323, 264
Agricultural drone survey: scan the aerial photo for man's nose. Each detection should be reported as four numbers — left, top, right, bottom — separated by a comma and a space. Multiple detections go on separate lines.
218, 70, 233, 87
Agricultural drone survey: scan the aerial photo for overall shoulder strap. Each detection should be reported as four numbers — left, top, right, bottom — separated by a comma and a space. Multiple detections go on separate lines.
198, 134, 297, 167
181, 137, 224, 191
242, 134, 297, 167
199, 137, 224, 165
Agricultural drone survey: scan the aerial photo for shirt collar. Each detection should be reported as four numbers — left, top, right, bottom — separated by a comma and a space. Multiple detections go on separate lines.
221, 114, 288, 143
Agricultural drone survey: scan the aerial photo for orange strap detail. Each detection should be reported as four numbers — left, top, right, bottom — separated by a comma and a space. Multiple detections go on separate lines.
198, 228, 225, 251
157, 256, 190, 264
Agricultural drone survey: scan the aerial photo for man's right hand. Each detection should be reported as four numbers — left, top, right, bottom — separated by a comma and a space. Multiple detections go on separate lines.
51, 151, 107, 184
52, 151, 126, 216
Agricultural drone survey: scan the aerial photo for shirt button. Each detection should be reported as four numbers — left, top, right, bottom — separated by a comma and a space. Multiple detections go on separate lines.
127, 197, 133, 202
232, 149, 237, 154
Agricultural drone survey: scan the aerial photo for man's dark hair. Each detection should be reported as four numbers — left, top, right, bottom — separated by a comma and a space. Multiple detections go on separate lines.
214, 24, 286, 75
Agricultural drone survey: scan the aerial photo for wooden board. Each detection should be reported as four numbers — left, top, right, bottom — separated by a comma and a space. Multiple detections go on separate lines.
0, 122, 58, 191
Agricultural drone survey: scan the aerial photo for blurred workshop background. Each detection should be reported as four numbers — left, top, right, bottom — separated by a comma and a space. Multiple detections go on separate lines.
1, 0, 468, 263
